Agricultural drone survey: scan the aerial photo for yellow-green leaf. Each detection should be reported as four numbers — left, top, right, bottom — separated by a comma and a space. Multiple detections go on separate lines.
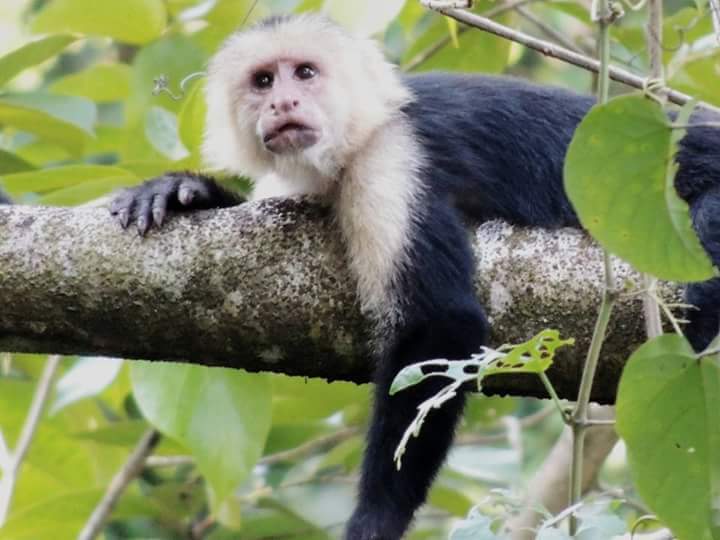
50, 63, 131, 102
0, 34, 78, 87
31, 0, 167, 45
0, 101, 90, 157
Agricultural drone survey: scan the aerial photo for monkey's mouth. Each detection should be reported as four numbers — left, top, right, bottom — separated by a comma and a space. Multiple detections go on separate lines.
263, 122, 319, 153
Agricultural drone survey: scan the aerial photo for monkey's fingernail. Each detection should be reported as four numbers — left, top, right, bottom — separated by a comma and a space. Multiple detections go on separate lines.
178, 187, 194, 205
137, 218, 148, 236
153, 208, 165, 227
118, 210, 130, 229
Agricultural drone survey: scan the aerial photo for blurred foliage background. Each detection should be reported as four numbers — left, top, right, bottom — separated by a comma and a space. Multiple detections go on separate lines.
0, 0, 717, 539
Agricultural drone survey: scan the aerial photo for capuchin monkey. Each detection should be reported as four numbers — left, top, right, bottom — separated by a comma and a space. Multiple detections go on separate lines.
110, 13, 720, 540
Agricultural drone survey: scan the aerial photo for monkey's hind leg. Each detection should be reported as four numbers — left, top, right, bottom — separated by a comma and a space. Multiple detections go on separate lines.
420, 0, 473, 10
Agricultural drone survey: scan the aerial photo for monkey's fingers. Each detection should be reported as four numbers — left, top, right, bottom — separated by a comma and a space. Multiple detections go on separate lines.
109, 191, 136, 229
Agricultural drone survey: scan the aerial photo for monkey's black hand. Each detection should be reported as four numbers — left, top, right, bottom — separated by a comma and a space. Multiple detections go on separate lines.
110, 172, 243, 235
0, 189, 12, 205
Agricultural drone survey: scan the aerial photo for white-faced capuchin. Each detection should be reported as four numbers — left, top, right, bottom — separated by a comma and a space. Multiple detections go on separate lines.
110, 13, 720, 540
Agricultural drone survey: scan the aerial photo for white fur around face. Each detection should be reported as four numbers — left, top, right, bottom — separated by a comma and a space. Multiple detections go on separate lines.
336, 117, 425, 323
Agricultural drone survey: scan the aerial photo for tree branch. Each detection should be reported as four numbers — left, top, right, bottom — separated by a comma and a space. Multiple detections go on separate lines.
0, 199, 681, 403
428, 6, 720, 114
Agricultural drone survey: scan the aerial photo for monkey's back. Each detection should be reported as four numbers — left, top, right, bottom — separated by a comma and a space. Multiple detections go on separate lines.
403, 73, 593, 227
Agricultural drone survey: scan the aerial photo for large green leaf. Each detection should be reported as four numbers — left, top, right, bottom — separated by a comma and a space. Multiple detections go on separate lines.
616, 334, 720, 540
564, 95, 715, 282
31, 0, 167, 45
130, 362, 272, 508
50, 63, 131, 102
0, 34, 77, 88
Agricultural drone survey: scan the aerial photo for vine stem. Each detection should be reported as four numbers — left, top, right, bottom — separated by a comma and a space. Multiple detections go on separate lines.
0, 355, 61, 525
568, 7, 616, 531
641, 0, 665, 341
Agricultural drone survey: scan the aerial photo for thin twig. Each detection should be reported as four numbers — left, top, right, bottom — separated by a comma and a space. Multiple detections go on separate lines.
457, 405, 556, 445
0, 355, 61, 525
260, 427, 360, 466
77, 429, 161, 540
709, 0, 720, 45
427, 6, 720, 113
404, 0, 541, 71
515, 6, 589, 55
568, 6, 618, 528
145, 455, 194, 468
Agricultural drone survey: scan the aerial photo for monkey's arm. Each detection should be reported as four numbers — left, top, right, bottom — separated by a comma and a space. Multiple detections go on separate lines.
110, 172, 244, 235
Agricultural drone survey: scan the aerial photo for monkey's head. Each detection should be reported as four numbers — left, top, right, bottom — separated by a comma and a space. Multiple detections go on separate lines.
203, 14, 412, 185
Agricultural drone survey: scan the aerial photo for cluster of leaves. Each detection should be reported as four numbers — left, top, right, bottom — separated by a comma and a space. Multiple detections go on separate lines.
0, 0, 718, 539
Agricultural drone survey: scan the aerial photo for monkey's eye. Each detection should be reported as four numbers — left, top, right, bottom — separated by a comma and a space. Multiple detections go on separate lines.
252, 71, 274, 89
295, 63, 317, 80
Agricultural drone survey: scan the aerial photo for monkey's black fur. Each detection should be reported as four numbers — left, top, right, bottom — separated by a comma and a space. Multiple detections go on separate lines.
111, 73, 720, 540
0, 189, 12, 205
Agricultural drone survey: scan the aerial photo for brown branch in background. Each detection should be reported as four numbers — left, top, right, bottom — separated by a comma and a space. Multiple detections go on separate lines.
77, 429, 161, 540
428, 6, 720, 113
506, 405, 617, 539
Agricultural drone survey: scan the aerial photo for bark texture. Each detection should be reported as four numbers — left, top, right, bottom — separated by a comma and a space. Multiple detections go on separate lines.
0, 199, 681, 402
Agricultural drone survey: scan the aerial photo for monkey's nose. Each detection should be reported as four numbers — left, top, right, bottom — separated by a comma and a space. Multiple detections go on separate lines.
271, 99, 299, 113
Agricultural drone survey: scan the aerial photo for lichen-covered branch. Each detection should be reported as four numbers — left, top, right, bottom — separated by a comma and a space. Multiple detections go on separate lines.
0, 199, 681, 403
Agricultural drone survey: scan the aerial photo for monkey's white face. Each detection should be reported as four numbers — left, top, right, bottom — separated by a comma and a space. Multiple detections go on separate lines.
248, 59, 324, 155
202, 15, 414, 188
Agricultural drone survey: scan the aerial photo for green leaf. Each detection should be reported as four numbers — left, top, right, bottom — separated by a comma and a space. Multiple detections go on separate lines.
145, 105, 187, 159
564, 94, 715, 282
450, 509, 499, 539
0, 34, 78, 88
1, 92, 97, 133
616, 334, 720, 540
0, 490, 102, 539
130, 362, 272, 508
31, 0, 167, 45
1, 165, 136, 196
0, 150, 34, 174
0, 101, 91, 157
50, 357, 124, 414
323, 0, 406, 36
50, 63, 131, 102
38, 175, 142, 205
390, 329, 571, 395
402, 6, 512, 73
670, 54, 720, 108
271, 375, 370, 423
178, 80, 207, 157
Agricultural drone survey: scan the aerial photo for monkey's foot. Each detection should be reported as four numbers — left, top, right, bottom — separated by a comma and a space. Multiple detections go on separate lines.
420, 0, 472, 10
